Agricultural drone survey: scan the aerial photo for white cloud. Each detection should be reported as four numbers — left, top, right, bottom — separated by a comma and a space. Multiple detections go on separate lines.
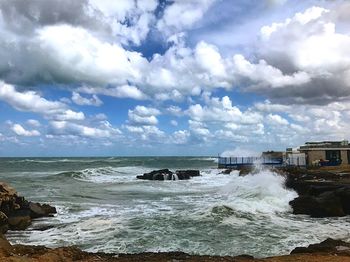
233, 54, 310, 88
72, 92, 103, 106
266, 113, 289, 125
0, 81, 85, 121
166, 106, 183, 117
172, 130, 190, 145
256, 5, 350, 103
170, 120, 178, 126
36, 24, 148, 86
11, 124, 40, 137
125, 124, 165, 142
27, 119, 41, 127
128, 105, 160, 126
78, 85, 147, 100
49, 120, 121, 138
157, 0, 217, 35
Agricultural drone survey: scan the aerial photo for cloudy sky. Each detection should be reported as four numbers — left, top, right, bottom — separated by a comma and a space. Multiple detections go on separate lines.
0, 0, 350, 156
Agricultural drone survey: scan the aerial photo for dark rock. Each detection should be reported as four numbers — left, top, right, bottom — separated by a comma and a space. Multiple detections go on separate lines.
137, 169, 200, 180
32, 225, 55, 231
0, 233, 12, 253
220, 169, 233, 174
41, 203, 57, 215
291, 238, 350, 254
175, 170, 200, 179
234, 254, 255, 259
290, 192, 346, 217
137, 169, 173, 180
0, 212, 8, 234
29, 202, 56, 219
8, 210, 32, 230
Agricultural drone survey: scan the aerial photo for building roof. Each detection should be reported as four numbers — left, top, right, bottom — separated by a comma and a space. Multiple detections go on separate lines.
299, 140, 350, 150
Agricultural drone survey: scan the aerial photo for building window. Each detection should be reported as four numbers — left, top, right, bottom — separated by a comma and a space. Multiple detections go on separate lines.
326, 150, 341, 165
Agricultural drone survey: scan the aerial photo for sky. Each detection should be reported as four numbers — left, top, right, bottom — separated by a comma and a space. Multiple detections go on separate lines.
0, 0, 350, 157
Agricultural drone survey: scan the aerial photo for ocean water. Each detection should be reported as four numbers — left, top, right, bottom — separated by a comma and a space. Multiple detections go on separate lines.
1, 157, 350, 257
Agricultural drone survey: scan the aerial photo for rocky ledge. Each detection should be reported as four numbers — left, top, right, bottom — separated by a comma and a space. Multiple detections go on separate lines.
284, 167, 350, 217
136, 169, 200, 180
0, 234, 350, 261
0, 182, 56, 233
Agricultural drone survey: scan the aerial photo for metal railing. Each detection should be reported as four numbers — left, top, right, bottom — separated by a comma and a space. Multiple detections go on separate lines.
218, 156, 306, 168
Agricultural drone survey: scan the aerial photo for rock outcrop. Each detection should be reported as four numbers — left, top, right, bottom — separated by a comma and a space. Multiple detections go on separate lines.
136, 169, 200, 180
0, 182, 56, 232
1, 233, 350, 261
284, 168, 350, 217
291, 238, 350, 255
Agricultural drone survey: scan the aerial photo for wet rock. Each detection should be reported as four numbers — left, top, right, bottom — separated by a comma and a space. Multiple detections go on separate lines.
29, 202, 57, 218
0, 234, 12, 254
175, 170, 200, 179
136, 169, 200, 180
291, 238, 350, 254
219, 169, 233, 174
8, 210, 32, 230
0, 181, 57, 232
137, 169, 173, 180
0, 212, 8, 234
289, 193, 346, 217
284, 169, 350, 217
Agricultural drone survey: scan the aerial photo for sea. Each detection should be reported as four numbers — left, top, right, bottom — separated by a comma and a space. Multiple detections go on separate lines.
0, 157, 349, 257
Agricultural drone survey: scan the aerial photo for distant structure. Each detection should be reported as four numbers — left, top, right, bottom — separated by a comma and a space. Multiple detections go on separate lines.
298, 140, 350, 166
218, 140, 350, 169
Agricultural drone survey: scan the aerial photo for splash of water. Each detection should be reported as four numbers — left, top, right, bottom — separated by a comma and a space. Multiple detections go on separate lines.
219, 168, 297, 214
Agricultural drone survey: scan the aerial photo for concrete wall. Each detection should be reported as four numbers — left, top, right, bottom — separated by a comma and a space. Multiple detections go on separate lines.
307, 150, 325, 165
340, 150, 349, 165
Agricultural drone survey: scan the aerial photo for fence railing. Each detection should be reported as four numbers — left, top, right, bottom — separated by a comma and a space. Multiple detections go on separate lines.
218, 156, 306, 168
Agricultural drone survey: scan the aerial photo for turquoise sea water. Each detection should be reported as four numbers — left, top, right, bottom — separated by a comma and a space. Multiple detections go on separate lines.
1, 157, 350, 257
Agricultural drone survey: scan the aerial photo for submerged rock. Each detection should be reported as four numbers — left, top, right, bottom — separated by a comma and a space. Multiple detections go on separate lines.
136, 169, 200, 180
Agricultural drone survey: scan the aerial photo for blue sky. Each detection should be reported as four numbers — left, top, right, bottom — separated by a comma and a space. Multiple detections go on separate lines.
0, 0, 350, 156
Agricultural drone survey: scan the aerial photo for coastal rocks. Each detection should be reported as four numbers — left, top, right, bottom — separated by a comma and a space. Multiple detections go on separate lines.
8, 210, 32, 230
136, 169, 200, 181
29, 202, 57, 219
285, 169, 350, 217
291, 238, 350, 255
0, 212, 8, 234
0, 181, 56, 232
290, 194, 346, 217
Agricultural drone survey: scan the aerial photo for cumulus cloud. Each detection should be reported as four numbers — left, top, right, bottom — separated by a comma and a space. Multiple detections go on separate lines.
256, 5, 350, 104
157, 0, 217, 36
72, 92, 103, 106
49, 120, 121, 138
0, 81, 85, 121
127, 105, 160, 126
172, 130, 190, 145
125, 124, 165, 142
11, 124, 40, 137
26, 119, 41, 127
77, 85, 146, 100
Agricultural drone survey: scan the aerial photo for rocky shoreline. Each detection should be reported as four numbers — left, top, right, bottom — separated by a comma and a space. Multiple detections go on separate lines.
1, 167, 350, 261
283, 167, 350, 217
0, 182, 56, 233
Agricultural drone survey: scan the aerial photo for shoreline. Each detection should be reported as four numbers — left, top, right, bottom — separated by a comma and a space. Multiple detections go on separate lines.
1, 235, 350, 261
1, 167, 350, 261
